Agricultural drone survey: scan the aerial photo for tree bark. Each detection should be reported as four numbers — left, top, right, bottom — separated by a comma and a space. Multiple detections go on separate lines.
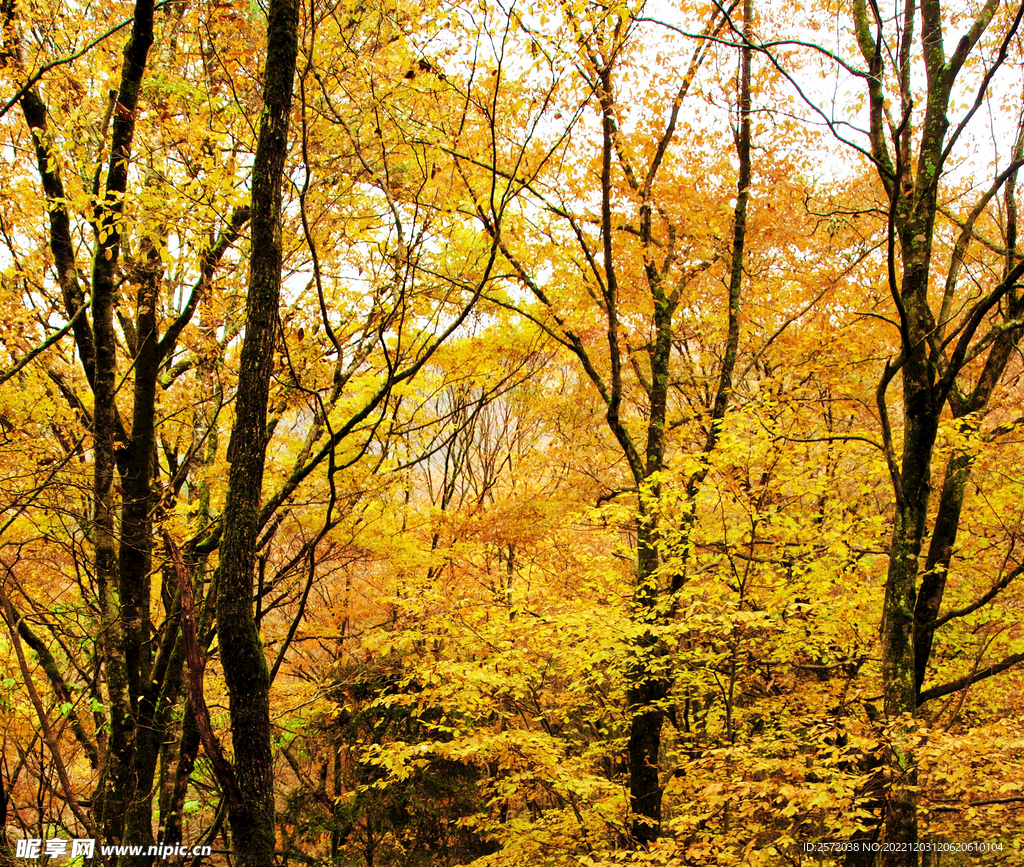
216, 0, 299, 864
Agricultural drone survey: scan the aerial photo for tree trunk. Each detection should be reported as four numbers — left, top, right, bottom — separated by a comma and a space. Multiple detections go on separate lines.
216, 0, 299, 864
627, 0, 751, 843
847, 0, 1021, 860
89, 0, 156, 849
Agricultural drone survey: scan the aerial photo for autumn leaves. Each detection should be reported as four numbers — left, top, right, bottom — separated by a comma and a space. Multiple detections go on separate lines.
2, 0, 1024, 865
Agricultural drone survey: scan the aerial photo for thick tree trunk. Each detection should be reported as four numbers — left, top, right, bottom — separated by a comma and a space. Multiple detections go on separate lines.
89, 0, 155, 849
626, 512, 669, 845
849, 0, 999, 858
875, 194, 942, 867
216, 0, 299, 864
117, 241, 163, 853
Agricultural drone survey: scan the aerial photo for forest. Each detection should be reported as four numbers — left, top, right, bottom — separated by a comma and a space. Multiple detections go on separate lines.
1, 0, 1023, 864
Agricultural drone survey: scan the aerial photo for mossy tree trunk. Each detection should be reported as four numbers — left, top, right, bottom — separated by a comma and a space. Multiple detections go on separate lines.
850, 0, 1024, 862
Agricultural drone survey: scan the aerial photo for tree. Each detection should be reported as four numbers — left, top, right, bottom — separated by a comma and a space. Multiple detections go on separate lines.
214, 0, 299, 864
2, 0, 208, 854
841, 0, 1024, 859
456, 0, 757, 842
0, 0, 518, 859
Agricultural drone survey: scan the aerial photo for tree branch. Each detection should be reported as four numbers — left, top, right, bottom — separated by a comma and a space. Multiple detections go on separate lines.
918, 652, 1024, 705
